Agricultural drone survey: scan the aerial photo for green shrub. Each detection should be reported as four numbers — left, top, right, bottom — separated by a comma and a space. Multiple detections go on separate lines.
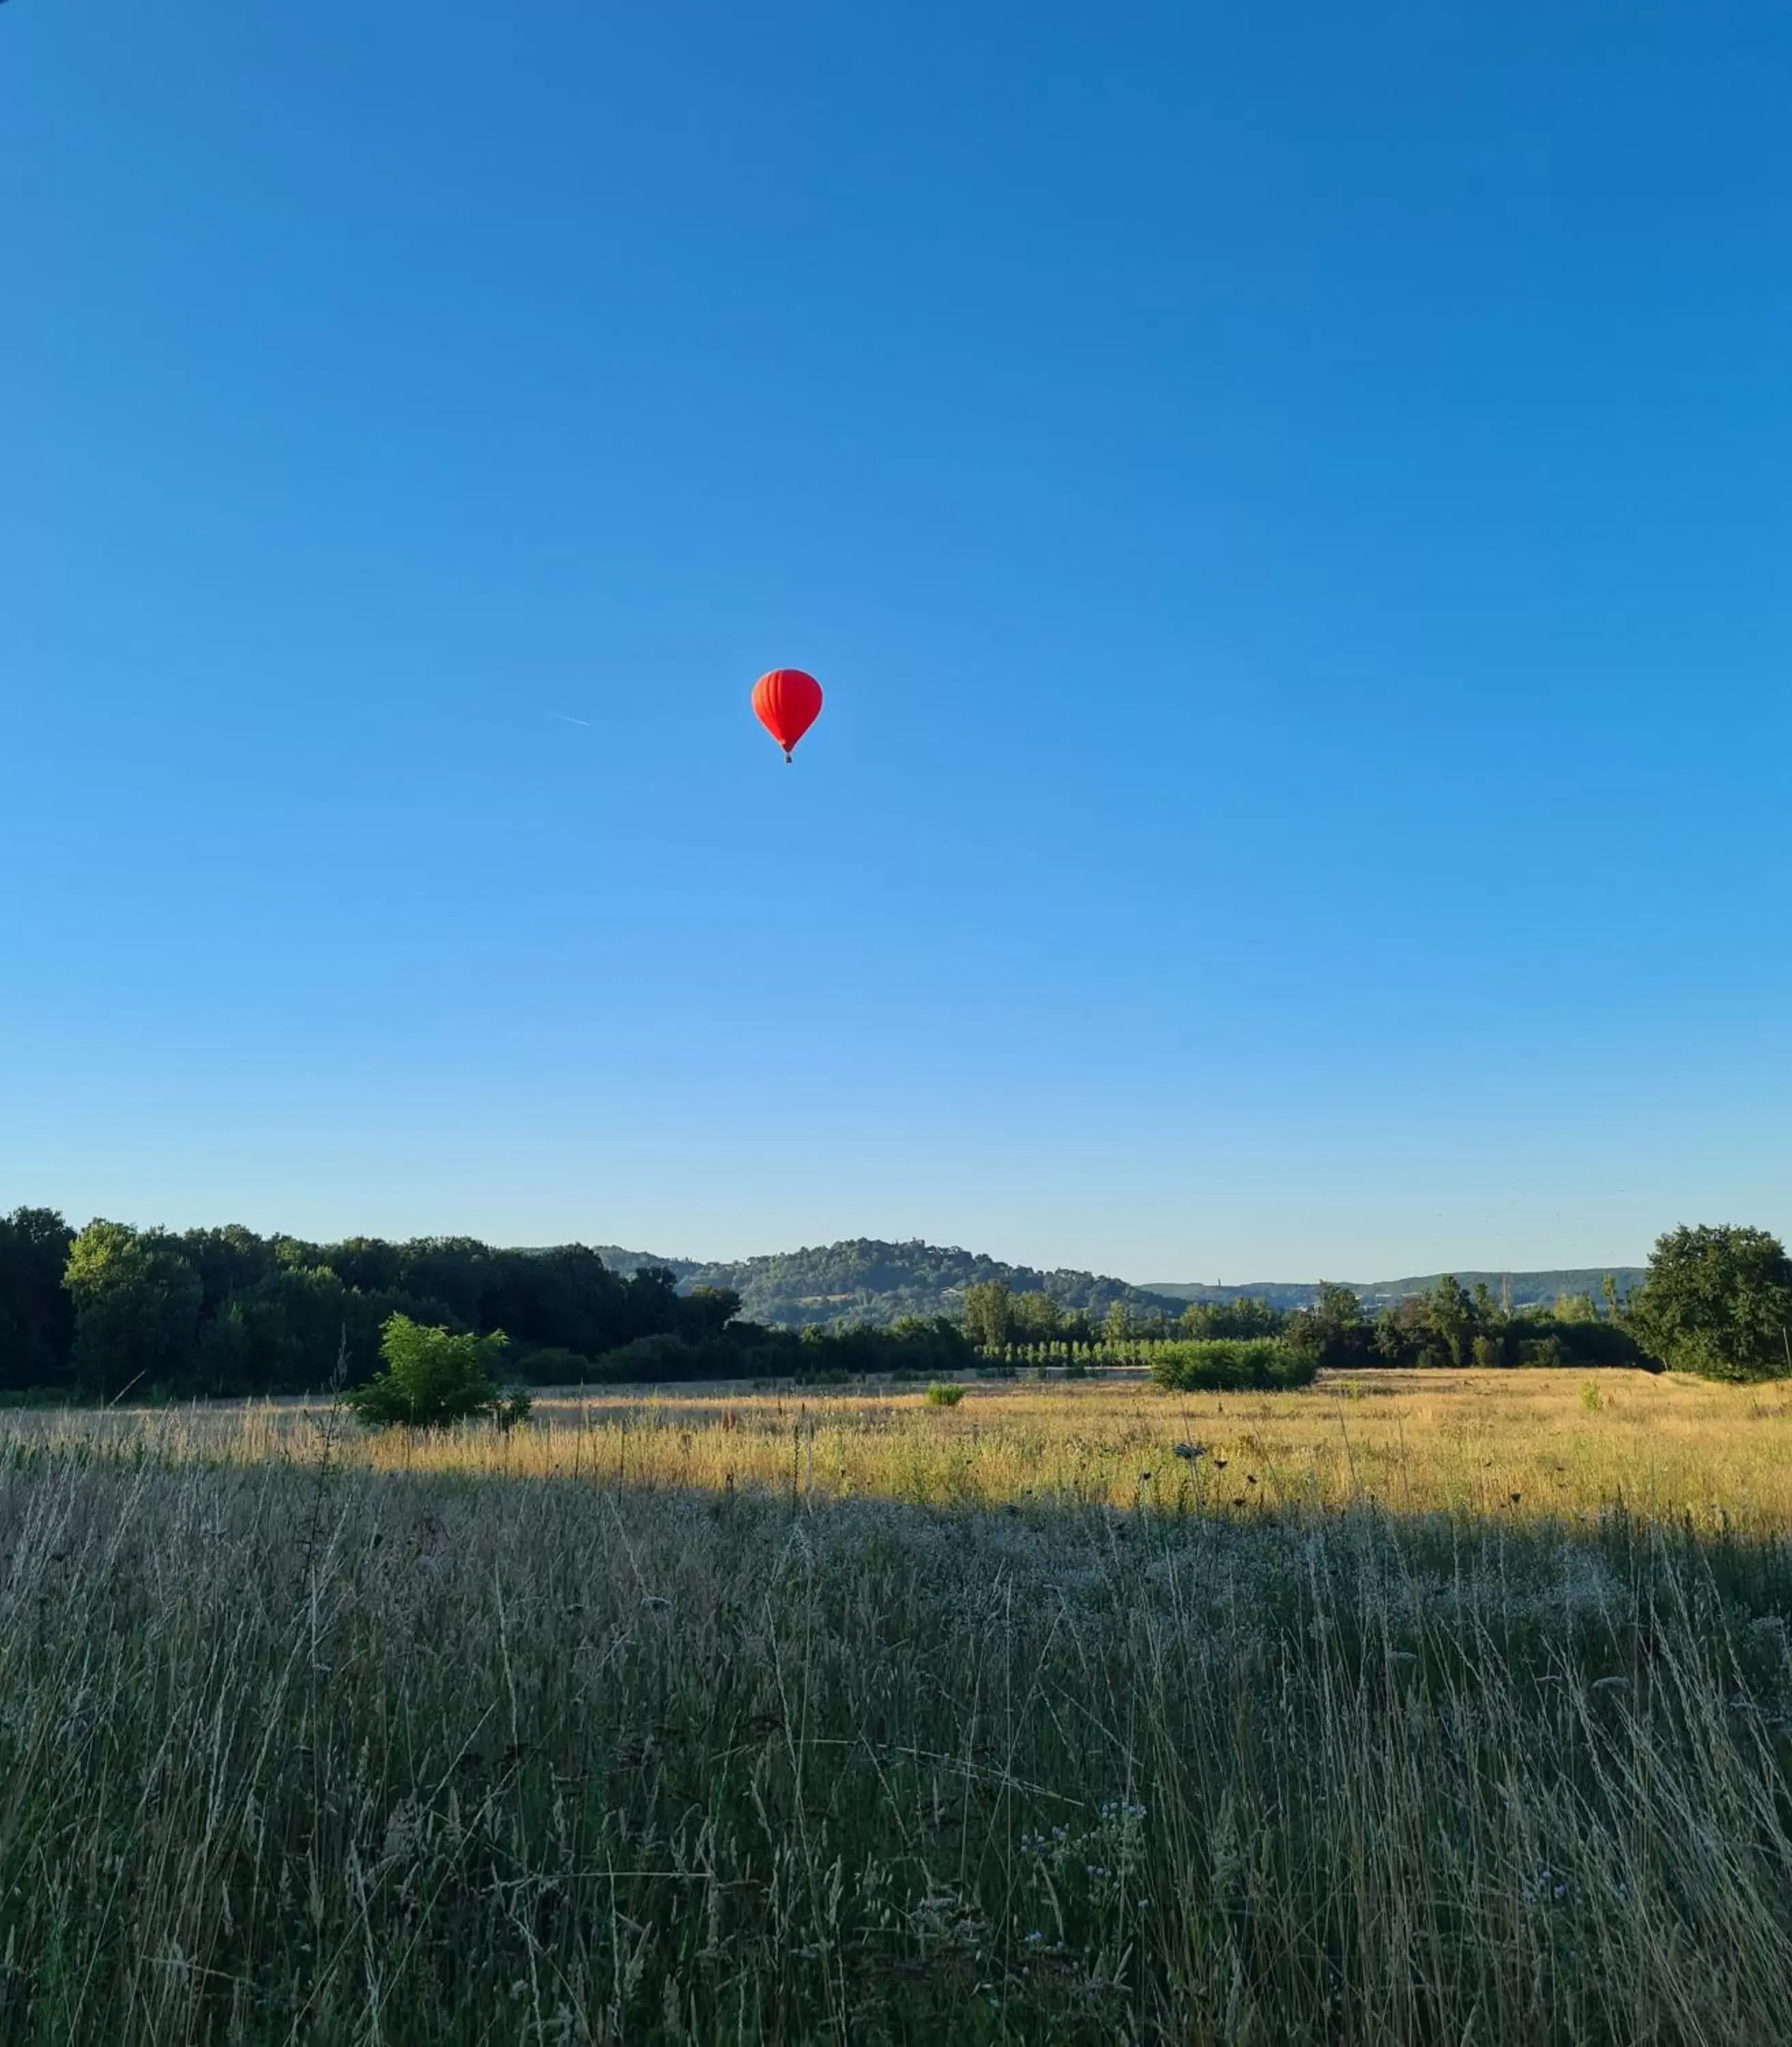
1509, 1317, 1649, 1370
1516, 1333, 1567, 1369
341, 1315, 529, 1429
1148, 1339, 1316, 1393
925, 1382, 967, 1407
516, 1345, 594, 1385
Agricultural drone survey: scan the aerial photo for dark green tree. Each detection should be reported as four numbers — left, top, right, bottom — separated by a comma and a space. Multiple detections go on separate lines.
1011, 1290, 1063, 1343
64, 1221, 203, 1395
470, 1245, 626, 1360
1059, 1308, 1095, 1351
179, 1224, 278, 1313
1287, 1283, 1374, 1370
1470, 1280, 1510, 1365
1103, 1298, 1142, 1346
1424, 1276, 1474, 1367
1179, 1296, 1284, 1340
962, 1281, 1014, 1350
679, 1285, 742, 1337
1372, 1298, 1428, 1368
198, 1265, 395, 1393
315, 1235, 405, 1296
1553, 1289, 1600, 1324
1628, 1225, 1792, 1380
0, 1208, 76, 1391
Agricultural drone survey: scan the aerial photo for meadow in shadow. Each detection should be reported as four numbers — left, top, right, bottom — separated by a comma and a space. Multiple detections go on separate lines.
1, 1386, 1791, 2042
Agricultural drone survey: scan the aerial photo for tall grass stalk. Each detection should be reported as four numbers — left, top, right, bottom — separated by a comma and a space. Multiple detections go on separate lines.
0, 1437, 1790, 2039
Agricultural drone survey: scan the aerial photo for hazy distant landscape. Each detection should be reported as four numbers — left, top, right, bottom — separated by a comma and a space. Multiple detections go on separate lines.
593, 1236, 1648, 1328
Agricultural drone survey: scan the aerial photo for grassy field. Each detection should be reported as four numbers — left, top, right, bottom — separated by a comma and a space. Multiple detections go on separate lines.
3, 1371, 1792, 2042
15, 1365, 1792, 1525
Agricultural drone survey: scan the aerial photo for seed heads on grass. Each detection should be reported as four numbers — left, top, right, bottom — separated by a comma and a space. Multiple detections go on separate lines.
0, 1389, 1789, 2039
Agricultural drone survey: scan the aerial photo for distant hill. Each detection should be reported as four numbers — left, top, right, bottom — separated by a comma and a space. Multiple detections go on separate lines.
589, 1238, 1188, 1331
590, 1247, 700, 1281
1146, 1268, 1647, 1311
1139, 1279, 1333, 1312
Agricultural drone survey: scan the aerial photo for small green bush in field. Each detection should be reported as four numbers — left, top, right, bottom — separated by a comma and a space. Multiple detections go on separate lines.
925, 1382, 967, 1407
341, 1315, 530, 1429
1149, 1338, 1316, 1393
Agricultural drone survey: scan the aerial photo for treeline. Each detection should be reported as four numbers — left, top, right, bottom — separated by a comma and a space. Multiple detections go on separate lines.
5, 1208, 1788, 1399
587, 1318, 974, 1386
968, 1225, 1792, 1382
0, 1210, 974, 1398
963, 1274, 1647, 1369
1283, 1275, 1646, 1371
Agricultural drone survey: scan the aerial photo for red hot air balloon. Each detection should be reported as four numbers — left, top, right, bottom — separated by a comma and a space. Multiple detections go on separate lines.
751, 668, 823, 762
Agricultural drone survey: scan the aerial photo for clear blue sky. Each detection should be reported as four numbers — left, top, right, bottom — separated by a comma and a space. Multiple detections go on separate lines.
3, 1, 1788, 1281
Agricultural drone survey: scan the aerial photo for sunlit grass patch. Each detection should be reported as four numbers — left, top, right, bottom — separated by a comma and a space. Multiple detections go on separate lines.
8, 1368, 1792, 1528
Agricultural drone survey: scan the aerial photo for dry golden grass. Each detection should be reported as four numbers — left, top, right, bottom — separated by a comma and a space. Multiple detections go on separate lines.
4, 1374, 1792, 2041
15, 1367, 1792, 1528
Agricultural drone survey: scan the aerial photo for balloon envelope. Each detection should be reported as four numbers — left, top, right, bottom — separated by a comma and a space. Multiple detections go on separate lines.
752, 669, 823, 759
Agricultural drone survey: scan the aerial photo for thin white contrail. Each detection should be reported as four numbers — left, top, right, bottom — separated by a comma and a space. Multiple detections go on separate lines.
549, 712, 592, 727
